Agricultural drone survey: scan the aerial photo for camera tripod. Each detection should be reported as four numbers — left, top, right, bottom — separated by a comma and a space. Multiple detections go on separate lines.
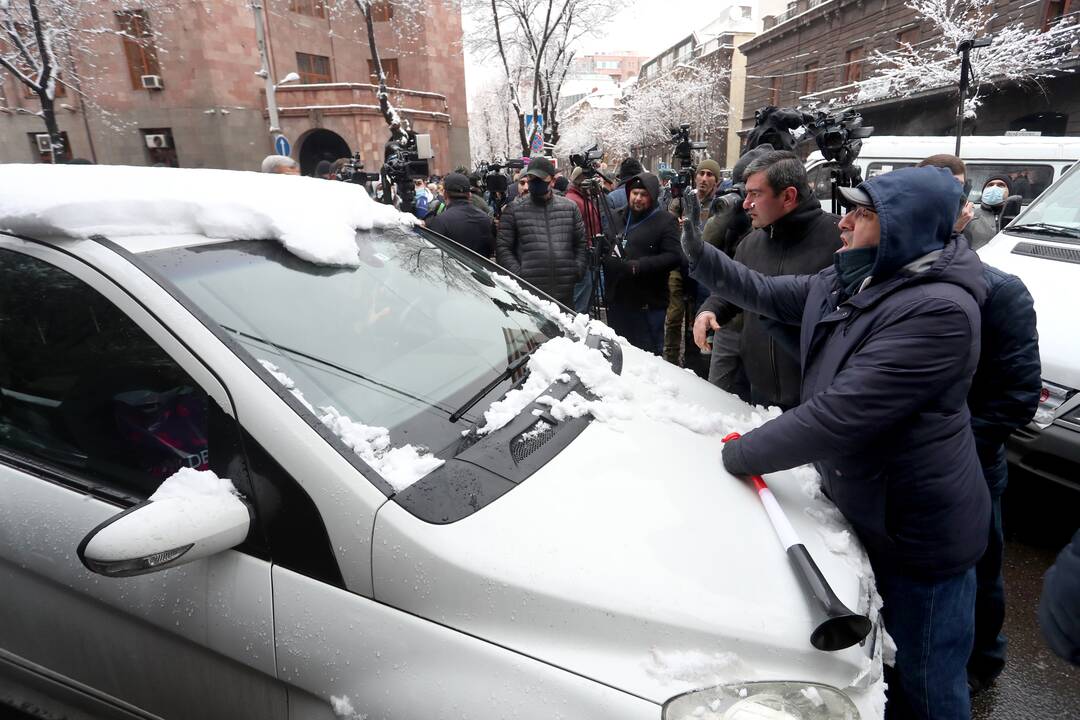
577, 175, 624, 321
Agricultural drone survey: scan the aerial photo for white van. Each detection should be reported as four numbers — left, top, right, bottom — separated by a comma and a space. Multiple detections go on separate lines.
976, 161, 1080, 492
805, 135, 1080, 211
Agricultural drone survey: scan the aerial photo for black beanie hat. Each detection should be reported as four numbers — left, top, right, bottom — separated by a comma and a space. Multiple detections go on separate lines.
618, 157, 644, 181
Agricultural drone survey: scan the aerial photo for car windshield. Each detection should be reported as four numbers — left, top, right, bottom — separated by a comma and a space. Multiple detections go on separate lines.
141, 226, 563, 476
1011, 164, 1080, 234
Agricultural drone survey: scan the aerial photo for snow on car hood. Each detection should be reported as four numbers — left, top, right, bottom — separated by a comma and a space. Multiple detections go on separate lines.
0, 164, 416, 267
372, 341, 885, 716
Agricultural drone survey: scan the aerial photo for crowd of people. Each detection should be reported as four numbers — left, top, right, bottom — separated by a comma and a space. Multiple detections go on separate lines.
260, 145, 1078, 719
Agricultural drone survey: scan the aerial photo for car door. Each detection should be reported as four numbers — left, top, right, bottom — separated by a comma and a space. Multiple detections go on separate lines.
0, 237, 287, 720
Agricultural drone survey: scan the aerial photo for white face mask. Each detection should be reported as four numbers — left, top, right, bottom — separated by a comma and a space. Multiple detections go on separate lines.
981, 186, 1007, 206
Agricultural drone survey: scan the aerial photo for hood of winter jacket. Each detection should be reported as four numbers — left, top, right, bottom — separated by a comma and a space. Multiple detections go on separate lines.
859, 166, 962, 281
623, 172, 661, 209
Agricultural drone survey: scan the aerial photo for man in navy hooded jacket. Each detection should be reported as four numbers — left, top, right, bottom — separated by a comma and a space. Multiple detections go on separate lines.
684, 166, 990, 720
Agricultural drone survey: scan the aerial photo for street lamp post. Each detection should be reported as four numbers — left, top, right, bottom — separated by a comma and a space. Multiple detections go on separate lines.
954, 36, 993, 156
251, 2, 280, 136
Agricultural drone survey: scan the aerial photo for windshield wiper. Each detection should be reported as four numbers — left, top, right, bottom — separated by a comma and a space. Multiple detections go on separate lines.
448, 352, 532, 424
1009, 222, 1080, 240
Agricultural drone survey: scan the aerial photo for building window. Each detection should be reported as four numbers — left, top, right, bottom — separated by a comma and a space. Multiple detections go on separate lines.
769, 75, 782, 105
368, 58, 400, 87
370, 0, 393, 21
802, 62, 819, 95
289, 0, 326, 18
897, 27, 919, 47
844, 46, 865, 84
297, 52, 332, 84
27, 131, 71, 163
140, 128, 178, 167
1042, 0, 1075, 30
116, 10, 161, 91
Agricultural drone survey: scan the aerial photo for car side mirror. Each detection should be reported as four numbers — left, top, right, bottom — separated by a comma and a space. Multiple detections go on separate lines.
77, 493, 252, 577
1001, 194, 1023, 227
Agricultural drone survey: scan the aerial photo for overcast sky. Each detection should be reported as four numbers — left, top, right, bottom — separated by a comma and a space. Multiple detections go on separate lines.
463, 0, 721, 94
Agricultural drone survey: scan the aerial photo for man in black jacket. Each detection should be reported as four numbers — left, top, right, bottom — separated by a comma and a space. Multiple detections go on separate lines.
496, 157, 587, 307
602, 172, 681, 354
687, 166, 990, 720
424, 172, 496, 258
693, 150, 840, 409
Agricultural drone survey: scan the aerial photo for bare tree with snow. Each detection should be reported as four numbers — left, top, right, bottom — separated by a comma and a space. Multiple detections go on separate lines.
852, 0, 1080, 118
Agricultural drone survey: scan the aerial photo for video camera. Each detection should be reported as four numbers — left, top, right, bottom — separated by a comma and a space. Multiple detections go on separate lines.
335, 152, 380, 185
669, 124, 708, 198
806, 109, 873, 168
380, 131, 434, 213
476, 158, 526, 195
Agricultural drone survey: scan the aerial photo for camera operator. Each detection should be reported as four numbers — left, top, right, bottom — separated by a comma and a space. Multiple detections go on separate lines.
665, 159, 723, 365
566, 167, 604, 314
424, 172, 496, 259
496, 157, 587, 307
692, 150, 840, 410
602, 172, 681, 354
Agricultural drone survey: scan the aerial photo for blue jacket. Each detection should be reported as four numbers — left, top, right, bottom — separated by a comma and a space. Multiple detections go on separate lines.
693, 167, 990, 578
968, 265, 1041, 496
1041, 529, 1080, 666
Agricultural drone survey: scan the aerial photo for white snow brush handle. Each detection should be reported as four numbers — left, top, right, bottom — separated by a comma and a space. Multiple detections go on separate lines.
721, 433, 871, 652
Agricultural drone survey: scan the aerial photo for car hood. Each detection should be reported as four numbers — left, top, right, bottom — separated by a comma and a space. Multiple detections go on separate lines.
371, 344, 883, 708
979, 231, 1080, 392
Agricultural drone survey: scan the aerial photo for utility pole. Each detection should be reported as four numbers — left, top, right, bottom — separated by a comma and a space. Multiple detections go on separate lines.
954, 37, 992, 156
251, 1, 281, 136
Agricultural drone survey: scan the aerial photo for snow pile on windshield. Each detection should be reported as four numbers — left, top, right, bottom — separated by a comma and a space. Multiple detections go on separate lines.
0, 164, 416, 267
259, 360, 442, 492
150, 467, 240, 501
329, 695, 365, 719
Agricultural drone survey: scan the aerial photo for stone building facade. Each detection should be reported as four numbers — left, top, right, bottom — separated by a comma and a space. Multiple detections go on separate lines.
738, 0, 1080, 142
0, 0, 470, 174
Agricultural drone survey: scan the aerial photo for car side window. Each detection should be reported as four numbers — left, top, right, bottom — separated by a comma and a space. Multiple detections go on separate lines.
965, 163, 1054, 203
0, 248, 210, 500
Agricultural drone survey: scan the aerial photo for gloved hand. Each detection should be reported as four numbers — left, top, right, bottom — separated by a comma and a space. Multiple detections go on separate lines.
680, 194, 705, 263
721, 434, 750, 477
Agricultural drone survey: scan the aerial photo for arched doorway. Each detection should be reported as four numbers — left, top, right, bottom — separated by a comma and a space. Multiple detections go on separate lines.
298, 129, 351, 176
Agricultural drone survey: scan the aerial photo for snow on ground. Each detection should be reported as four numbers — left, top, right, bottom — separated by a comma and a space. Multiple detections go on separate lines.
149, 467, 239, 501
258, 360, 442, 492
0, 164, 417, 267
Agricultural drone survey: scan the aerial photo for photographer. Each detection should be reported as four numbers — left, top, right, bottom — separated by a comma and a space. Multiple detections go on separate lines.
692, 150, 840, 410
603, 172, 681, 354
496, 157, 587, 307
424, 173, 496, 259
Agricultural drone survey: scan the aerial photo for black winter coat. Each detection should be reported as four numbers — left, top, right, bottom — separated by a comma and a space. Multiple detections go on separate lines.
425, 199, 496, 258
603, 173, 682, 310
496, 193, 587, 307
699, 197, 840, 409
694, 166, 991, 578
968, 264, 1041, 496
1041, 529, 1080, 666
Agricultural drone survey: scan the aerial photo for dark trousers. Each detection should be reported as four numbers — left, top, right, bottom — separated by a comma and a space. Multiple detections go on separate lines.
878, 567, 976, 720
969, 493, 1007, 684
607, 304, 665, 356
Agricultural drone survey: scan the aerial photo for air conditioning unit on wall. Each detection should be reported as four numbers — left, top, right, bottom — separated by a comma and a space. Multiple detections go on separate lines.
141, 74, 164, 90
34, 134, 52, 153
144, 134, 169, 149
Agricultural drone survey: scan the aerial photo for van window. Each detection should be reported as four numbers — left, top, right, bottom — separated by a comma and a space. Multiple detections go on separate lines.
866, 161, 915, 178
965, 164, 1054, 203
807, 161, 837, 200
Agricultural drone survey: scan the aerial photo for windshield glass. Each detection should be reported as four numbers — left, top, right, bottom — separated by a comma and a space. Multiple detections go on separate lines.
1013, 164, 1080, 232
141, 227, 563, 482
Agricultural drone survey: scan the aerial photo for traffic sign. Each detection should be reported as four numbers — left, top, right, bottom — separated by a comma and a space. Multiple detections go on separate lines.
273, 133, 290, 157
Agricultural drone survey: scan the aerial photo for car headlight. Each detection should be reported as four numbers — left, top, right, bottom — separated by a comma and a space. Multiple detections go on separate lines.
1033, 381, 1077, 429
663, 681, 859, 720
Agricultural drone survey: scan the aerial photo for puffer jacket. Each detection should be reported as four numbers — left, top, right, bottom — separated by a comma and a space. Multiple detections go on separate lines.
496, 192, 586, 307
694, 166, 991, 578
603, 172, 681, 310
1041, 529, 1080, 666
699, 197, 840, 409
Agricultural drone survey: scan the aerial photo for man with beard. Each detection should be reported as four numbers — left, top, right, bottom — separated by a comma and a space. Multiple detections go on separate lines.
602, 172, 681, 354
496, 157, 587, 307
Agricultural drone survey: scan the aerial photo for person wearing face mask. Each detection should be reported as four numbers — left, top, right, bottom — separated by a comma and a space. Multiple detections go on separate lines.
684, 165, 991, 720
496, 156, 587, 307
601, 172, 682, 354
964, 175, 1013, 250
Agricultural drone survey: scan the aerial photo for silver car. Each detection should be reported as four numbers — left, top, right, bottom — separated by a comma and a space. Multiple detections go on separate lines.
0, 165, 884, 720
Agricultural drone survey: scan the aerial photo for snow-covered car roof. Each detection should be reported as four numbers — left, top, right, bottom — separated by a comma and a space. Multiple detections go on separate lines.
0, 164, 418, 266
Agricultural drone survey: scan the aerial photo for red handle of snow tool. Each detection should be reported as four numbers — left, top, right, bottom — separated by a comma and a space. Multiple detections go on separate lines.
721, 432, 767, 491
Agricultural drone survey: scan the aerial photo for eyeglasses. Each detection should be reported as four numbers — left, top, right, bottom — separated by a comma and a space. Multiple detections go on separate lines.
850, 206, 877, 221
